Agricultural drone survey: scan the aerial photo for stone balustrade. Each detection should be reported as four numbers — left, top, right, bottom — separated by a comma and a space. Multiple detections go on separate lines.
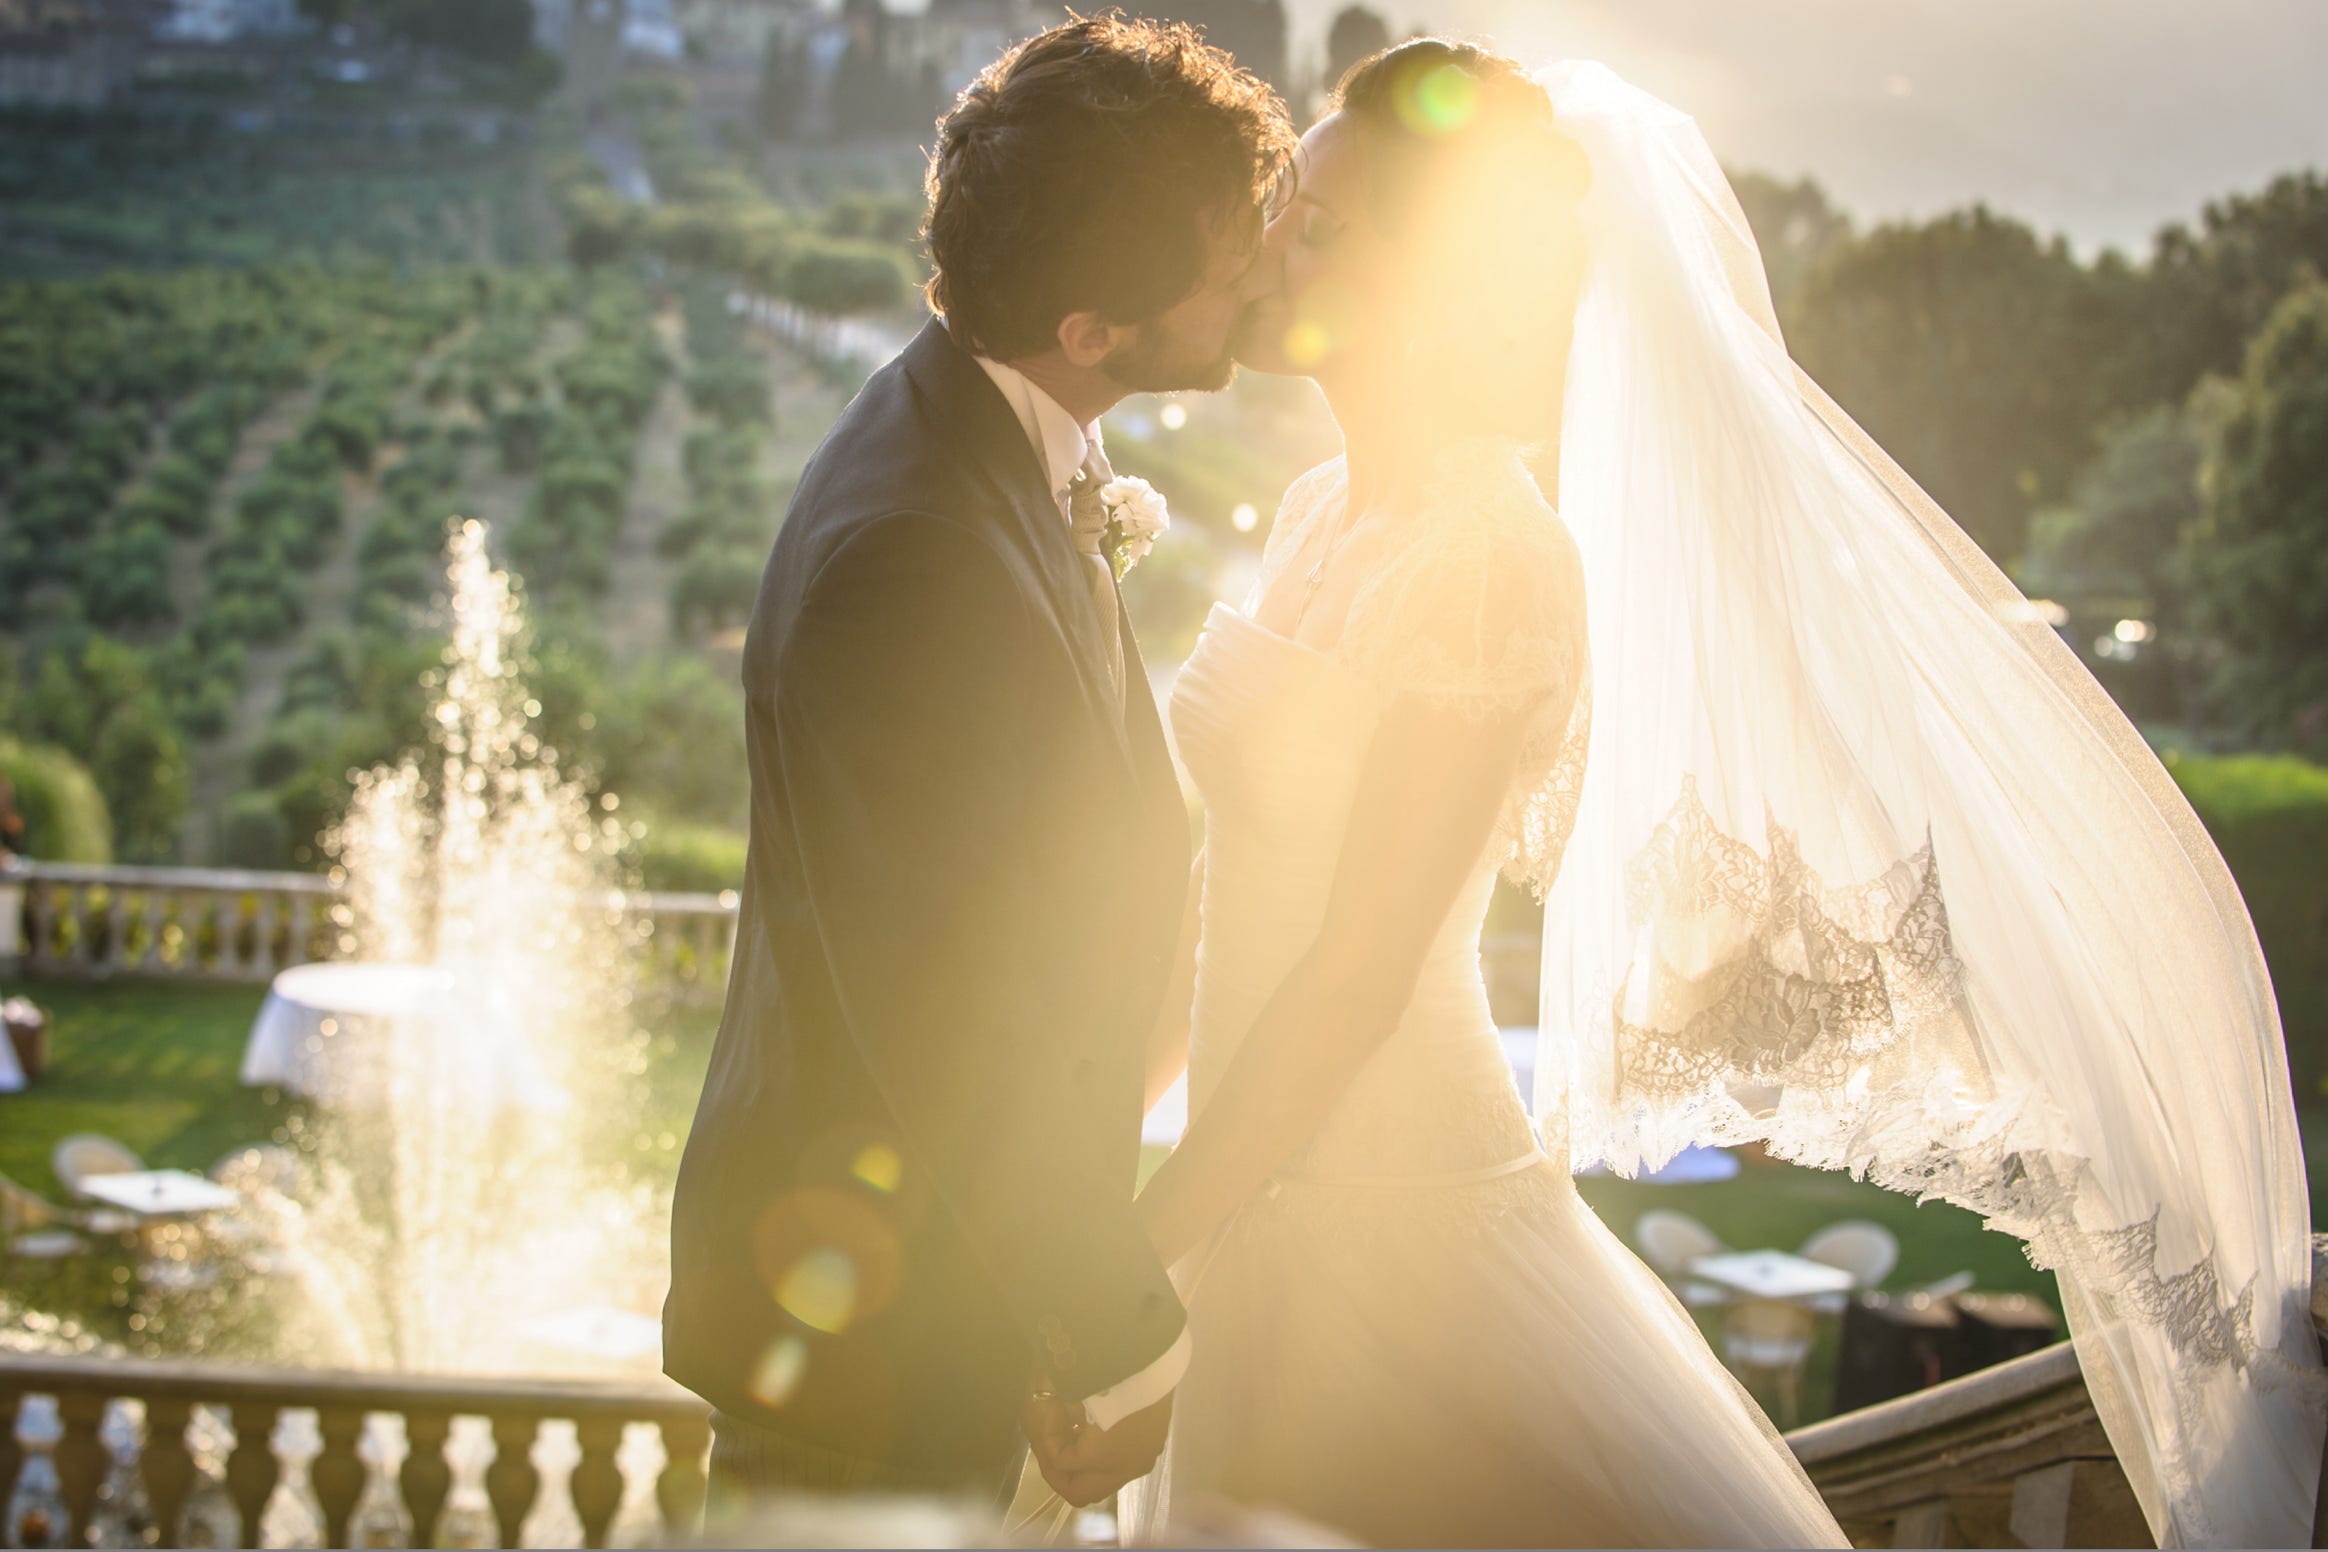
5, 864, 338, 984
626, 890, 743, 998
10, 1252, 2324, 1551
2, 860, 1517, 1016
1785, 1235, 2328, 1548
0, 1353, 709, 1549
1, 863, 739, 997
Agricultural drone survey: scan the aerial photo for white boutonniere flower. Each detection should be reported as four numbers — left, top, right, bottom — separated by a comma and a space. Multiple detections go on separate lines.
1098, 475, 1170, 580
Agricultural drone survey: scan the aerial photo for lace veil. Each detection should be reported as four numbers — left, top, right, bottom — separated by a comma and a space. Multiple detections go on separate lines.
1529, 61, 2323, 1547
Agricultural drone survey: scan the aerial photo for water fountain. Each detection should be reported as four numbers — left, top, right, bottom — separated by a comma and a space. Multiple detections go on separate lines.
5, 522, 697, 1548
271, 518, 668, 1378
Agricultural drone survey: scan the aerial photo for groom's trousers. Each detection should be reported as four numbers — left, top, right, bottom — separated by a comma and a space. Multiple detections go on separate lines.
703, 1408, 1026, 1525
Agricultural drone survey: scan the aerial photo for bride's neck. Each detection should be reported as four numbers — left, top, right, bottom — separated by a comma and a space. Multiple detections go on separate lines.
1322, 371, 1563, 511
1322, 378, 1449, 510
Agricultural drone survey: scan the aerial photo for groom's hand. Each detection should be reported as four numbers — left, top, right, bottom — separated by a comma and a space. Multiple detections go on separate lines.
1021, 1384, 1101, 1505
1022, 1381, 1173, 1506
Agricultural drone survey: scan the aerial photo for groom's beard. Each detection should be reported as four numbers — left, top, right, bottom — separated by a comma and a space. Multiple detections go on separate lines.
1103, 329, 1238, 395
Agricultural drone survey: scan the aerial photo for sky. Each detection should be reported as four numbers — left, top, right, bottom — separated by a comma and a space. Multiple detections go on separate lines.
1278, 0, 2328, 255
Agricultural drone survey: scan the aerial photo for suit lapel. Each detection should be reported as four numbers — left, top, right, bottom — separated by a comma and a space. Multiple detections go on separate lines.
900, 323, 1190, 1038
899, 321, 1133, 761
1115, 605, 1174, 798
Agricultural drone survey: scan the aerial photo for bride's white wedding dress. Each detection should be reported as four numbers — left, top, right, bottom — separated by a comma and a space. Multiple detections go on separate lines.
1128, 445, 1847, 1548
1102, 60, 2321, 1549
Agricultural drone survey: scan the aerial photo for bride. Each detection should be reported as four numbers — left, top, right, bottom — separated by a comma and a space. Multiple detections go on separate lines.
1105, 41, 2323, 1550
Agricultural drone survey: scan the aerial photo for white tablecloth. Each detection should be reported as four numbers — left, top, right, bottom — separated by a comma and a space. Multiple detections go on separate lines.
78, 1169, 240, 1219
243, 962, 565, 1112
1690, 1249, 1859, 1302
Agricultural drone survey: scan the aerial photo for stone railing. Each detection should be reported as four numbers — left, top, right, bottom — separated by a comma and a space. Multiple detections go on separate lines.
1785, 1235, 2328, 1548
0, 863, 739, 997
0, 862, 1524, 1016
5, 864, 340, 983
8, 1251, 2327, 1547
0, 1353, 709, 1549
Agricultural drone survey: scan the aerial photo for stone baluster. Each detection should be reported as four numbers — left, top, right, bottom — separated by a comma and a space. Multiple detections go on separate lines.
570, 1416, 626, 1549
35, 881, 63, 969
54, 1389, 107, 1536
0, 1388, 21, 1521
1888, 1499, 1953, 1547
400, 1410, 454, 1545
654, 1412, 711, 1538
60, 879, 87, 963
217, 894, 243, 977
140, 1397, 197, 1547
24, 881, 52, 968
103, 888, 130, 969
192, 893, 221, 977
252, 893, 281, 978
224, 1402, 281, 1543
486, 1413, 542, 1547
206, 891, 235, 978
287, 894, 314, 969
311, 1405, 368, 1548
54, 881, 83, 968
138, 890, 166, 971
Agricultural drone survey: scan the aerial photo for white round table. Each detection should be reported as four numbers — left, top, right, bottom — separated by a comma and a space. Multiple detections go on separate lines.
243, 962, 451, 1098
242, 962, 566, 1112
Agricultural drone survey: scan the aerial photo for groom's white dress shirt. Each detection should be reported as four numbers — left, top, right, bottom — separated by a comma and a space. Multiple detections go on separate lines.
973, 351, 1192, 1433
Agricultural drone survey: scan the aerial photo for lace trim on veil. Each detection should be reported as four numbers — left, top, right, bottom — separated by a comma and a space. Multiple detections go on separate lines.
1576, 777, 2328, 1430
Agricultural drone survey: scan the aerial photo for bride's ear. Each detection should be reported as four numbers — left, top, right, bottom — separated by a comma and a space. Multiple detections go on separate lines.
1056, 308, 1134, 368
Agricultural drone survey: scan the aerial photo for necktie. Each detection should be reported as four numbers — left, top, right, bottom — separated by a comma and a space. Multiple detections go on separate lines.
1065, 447, 1126, 708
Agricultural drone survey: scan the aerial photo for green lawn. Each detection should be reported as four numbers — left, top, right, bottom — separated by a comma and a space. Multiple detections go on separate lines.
0, 979, 286, 1199
0, 977, 722, 1201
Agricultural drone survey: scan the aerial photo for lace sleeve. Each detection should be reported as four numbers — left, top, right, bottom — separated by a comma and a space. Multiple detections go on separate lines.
1339, 439, 1591, 891
1341, 442, 1584, 719
1247, 456, 1348, 606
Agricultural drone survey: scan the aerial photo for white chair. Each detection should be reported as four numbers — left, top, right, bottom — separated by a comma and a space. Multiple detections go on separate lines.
1722, 1298, 1818, 1427
1799, 1219, 1900, 1312
1916, 1269, 1977, 1299
1636, 1209, 1731, 1308
52, 1132, 143, 1197
0, 1173, 88, 1265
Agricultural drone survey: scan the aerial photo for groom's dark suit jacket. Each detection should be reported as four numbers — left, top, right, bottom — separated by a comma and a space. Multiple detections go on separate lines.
665, 319, 1192, 1472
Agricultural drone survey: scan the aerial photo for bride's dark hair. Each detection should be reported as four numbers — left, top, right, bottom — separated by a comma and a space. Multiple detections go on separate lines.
1328, 39, 1591, 443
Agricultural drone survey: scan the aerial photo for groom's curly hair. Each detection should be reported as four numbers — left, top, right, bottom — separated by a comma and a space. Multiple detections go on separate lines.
925, 14, 1295, 359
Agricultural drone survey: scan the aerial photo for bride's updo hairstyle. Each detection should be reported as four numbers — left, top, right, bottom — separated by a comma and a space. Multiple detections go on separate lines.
1329, 39, 1591, 443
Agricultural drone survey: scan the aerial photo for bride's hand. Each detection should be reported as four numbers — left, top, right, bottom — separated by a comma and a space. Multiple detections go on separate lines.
1043, 1389, 1174, 1506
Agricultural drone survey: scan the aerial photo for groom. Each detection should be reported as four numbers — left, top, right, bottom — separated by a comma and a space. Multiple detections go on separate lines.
664, 15, 1293, 1518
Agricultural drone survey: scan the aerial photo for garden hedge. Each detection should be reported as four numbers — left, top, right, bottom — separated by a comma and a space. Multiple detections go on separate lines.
635, 816, 747, 894
0, 736, 113, 864
2169, 752, 2328, 1101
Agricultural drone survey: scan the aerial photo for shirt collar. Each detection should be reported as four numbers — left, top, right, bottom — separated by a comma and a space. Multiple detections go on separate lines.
973, 354, 1100, 508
